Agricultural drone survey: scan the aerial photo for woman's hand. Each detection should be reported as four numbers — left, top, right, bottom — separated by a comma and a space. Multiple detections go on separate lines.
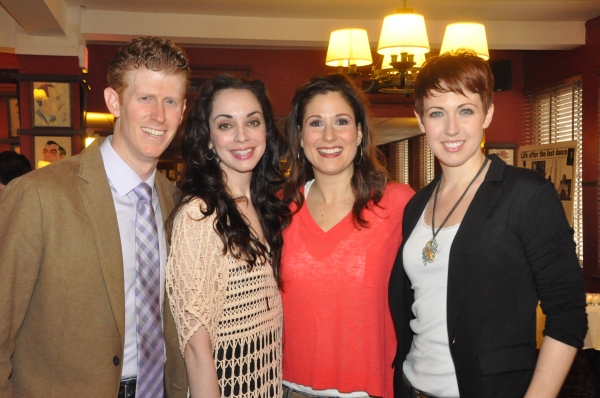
184, 326, 221, 398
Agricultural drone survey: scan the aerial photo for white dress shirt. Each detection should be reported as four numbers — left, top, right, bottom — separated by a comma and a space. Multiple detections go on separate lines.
100, 137, 167, 379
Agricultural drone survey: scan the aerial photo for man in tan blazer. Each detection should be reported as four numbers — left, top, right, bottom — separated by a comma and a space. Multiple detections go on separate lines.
0, 37, 189, 397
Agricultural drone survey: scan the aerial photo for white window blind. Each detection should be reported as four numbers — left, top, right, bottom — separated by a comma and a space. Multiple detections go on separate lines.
387, 139, 409, 184
409, 135, 435, 190
423, 138, 435, 185
387, 135, 434, 190
525, 78, 583, 262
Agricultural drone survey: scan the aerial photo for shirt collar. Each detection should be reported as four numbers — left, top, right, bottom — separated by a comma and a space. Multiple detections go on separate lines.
100, 136, 157, 197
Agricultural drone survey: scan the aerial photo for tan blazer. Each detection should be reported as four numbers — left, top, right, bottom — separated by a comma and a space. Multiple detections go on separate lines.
0, 141, 188, 397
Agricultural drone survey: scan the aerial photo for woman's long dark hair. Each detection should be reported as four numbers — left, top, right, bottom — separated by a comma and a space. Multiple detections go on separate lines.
168, 74, 290, 286
283, 73, 388, 228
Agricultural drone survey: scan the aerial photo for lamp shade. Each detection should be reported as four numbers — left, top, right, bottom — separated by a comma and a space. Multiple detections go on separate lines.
377, 11, 430, 56
326, 29, 373, 68
440, 23, 489, 60
33, 88, 48, 102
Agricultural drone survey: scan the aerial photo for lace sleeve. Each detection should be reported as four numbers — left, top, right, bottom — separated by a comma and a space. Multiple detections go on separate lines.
166, 199, 227, 356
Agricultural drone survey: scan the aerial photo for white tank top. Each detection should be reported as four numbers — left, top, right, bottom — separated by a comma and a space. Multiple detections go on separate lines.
402, 206, 460, 398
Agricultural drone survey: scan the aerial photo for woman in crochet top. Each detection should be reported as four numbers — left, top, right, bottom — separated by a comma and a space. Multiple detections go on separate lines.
166, 75, 290, 398
280, 74, 414, 397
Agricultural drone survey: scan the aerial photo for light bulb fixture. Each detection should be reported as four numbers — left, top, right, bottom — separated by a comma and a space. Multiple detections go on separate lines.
440, 23, 489, 60
325, 28, 373, 79
37, 160, 51, 169
325, 3, 490, 95
365, 0, 430, 94
33, 88, 48, 102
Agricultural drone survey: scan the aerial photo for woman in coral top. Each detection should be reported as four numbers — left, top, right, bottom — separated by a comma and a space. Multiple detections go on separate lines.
281, 74, 414, 398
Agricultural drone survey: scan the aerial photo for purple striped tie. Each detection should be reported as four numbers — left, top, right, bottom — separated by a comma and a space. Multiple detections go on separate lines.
133, 182, 164, 398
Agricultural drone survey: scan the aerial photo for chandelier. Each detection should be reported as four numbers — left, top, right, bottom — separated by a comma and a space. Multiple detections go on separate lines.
325, 1, 490, 95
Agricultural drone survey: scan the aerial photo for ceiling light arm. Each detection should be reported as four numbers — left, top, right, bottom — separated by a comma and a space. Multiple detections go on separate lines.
390, 53, 416, 89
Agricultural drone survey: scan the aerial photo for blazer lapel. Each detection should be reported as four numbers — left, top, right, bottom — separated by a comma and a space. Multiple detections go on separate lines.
155, 174, 176, 229
77, 142, 126, 345
446, 156, 505, 338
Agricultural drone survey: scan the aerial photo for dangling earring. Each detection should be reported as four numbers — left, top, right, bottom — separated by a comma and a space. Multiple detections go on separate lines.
206, 149, 215, 161
297, 148, 304, 167
354, 145, 363, 165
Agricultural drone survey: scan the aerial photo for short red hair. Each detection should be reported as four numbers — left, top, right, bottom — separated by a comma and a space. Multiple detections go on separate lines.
106, 36, 190, 100
414, 49, 494, 117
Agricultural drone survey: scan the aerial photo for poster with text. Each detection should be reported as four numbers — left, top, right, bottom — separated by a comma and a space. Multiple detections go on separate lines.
518, 141, 577, 226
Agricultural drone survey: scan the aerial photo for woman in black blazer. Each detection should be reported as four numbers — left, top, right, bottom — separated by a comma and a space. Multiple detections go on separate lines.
388, 50, 587, 398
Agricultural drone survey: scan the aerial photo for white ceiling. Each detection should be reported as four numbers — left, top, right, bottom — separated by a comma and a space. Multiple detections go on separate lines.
1, 0, 599, 51
63, 0, 600, 22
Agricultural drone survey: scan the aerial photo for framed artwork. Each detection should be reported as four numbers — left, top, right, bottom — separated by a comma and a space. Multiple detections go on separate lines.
34, 136, 72, 169
32, 82, 71, 128
8, 98, 20, 137
485, 143, 517, 166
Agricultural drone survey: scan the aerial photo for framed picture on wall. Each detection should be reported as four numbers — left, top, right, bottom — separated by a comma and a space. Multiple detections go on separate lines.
34, 136, 71, 169
8, 98, 20, 137
484, 143, 517, 166
32, 82, 72, 128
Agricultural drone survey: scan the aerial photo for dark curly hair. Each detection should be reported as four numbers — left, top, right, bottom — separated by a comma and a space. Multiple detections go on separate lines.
168, 75, 290, 286
0, 151, 31, 186
106, 36, 191, 99
283, 73, 388, 228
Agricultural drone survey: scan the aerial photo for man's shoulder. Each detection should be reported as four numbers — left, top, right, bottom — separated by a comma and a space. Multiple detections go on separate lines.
18, 153, 83, 188
9, 146, 107, 198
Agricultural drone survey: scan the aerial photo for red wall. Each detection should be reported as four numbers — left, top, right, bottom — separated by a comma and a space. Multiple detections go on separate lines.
0, 52, 18, 69
484, 50, 527, 145
87, 44, 332, 116
86, 44, 527, 129
0, 53, 19, 152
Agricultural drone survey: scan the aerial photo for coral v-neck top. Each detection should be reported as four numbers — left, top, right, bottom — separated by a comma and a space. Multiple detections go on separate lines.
281, 182, 414, 398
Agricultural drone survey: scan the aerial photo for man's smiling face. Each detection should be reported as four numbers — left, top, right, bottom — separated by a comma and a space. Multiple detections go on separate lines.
106, 66, 187, 172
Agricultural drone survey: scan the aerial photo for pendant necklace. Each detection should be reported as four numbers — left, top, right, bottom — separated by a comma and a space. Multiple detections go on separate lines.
422, 157, 489, 266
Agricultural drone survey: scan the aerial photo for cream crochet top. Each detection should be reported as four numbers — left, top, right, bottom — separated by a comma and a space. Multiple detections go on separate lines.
166, 198, 282, 397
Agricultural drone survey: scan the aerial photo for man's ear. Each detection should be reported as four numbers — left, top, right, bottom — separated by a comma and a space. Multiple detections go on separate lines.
104, 87, 121, 118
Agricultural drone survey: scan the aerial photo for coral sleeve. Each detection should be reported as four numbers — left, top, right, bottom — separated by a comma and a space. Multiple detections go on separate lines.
166, 199, 227, 356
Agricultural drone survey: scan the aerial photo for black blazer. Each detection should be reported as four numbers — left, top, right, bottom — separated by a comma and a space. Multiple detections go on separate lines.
389, 155, 587, 398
